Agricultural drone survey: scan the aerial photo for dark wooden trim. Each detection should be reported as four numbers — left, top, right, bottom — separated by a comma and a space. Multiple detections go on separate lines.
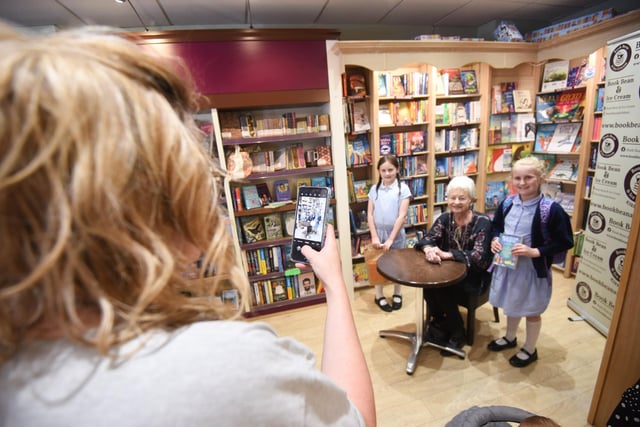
126, 28, 340, 44
197, 89, 329, 109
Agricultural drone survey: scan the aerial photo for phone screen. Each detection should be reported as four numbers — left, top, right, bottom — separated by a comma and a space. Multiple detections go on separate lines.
290, 186, 330, 263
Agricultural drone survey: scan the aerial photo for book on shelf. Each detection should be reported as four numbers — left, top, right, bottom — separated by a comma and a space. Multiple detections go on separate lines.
535, 93, 560, 122
379, 133, 392, 155
298, 271, 317, 296
435, 71, 448, 96
460, 69, 478, 94
534, 153, 557, 175
511, 144, 530, 163
595, 86, 605, 112
408, 131, 426, 152
350, 101, 371, 133
485, 180, 507, 210
310, 176, 328, 188
263, 213, 283, 240
347, 134, 372, 166
378, 103, 393, 126
589, 145, 598, 168
270, 278, 288, 302
541, 181, 562, 200
316, 145, 332, 166
348, 73, 367, 96
239, 113, 257, 138
533, 123, 556, 152
566, 64, 586, 88
241, 185, 263, 210
435, 157, 450, 177
547, 122, 581, 153
394, 101, 418, 125
487, 146, 512, 173
494, 233, 523, 269
390, 74, 407, 97
282, 210, 296, 237
500, 81, 517, 113
463, 151, 478, 174
515, 113, 536, 142
553, 192, 575, 215
459, 127, 479, 149
592, 116, 603, 141
239, 216, 266, 243
585, 175, 593, 198
441, 68, 464, 95
416, 157, 428, 175
553, 89, 585, 121
353, 180, 371, 202
377, 74, 388, 97
541, 60, 569, 92
273, 147, 287, 171
548, 159, 578, 181
274, 179, 291, 202
296, 177, 311, 194
513, 89, 533, 113
256, 183, 272, 206
286, 143, 306, 169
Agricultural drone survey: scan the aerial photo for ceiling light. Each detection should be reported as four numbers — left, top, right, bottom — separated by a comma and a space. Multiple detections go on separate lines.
114, 0, 126, 4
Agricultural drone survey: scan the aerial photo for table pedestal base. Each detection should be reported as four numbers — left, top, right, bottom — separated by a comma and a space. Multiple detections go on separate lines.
379, 287, 466, 375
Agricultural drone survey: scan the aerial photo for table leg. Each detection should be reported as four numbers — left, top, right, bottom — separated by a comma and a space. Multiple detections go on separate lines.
379, 287, 466, 375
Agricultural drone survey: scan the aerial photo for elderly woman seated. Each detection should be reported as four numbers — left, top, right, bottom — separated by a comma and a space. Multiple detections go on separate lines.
414, 176, 493, 351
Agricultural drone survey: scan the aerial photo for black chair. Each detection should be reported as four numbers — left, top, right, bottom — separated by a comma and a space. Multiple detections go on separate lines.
456, 273, 500, 345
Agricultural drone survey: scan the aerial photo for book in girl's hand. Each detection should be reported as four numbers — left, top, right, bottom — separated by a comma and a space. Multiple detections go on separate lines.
494, 233, 523, 269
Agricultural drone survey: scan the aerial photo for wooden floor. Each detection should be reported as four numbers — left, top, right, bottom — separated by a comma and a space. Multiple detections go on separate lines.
254, 271, 606, 426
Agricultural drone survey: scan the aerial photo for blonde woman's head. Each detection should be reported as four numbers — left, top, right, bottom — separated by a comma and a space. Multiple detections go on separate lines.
0, 25, 248, 363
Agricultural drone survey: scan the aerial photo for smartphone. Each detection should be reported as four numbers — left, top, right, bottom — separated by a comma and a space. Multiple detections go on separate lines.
289, 186, 331, 263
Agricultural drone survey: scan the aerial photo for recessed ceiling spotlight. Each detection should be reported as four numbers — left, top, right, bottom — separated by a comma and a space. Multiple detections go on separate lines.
114, 0, 126, 4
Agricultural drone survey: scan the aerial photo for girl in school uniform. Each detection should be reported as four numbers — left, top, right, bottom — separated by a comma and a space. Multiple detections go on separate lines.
488, 156, 573, 367
367, 155, 412, 312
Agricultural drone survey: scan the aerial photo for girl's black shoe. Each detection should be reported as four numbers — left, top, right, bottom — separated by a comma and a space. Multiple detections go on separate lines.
375, 297, 393, 312
391, 294, 403, 310
487, 336, 517, 352
509, 348, 538, 367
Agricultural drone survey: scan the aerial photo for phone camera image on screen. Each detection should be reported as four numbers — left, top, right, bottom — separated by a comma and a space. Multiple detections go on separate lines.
290, 186, 330, 263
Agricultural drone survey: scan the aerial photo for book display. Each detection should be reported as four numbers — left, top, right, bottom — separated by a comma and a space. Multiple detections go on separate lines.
532, 50, 605, 276
343, 66, 374, 287
212, 100, 336, 314
433, 64, 483, 215
375, 65, 432, 238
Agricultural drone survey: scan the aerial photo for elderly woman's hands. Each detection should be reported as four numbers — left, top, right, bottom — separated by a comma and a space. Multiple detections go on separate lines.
422, 245, 451, 264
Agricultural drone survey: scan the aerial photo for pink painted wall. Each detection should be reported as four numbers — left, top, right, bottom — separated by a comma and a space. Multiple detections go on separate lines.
150, 40, 329, 95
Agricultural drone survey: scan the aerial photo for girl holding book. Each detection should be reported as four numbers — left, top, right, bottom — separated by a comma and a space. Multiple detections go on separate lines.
367, 155, 411, 312
488, 156, 573, 367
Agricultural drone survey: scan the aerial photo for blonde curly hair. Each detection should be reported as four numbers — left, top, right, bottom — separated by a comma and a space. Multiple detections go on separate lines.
0, 25, 248, 363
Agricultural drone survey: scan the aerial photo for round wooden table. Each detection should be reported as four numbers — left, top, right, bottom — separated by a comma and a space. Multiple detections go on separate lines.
377, 248, 468, 375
